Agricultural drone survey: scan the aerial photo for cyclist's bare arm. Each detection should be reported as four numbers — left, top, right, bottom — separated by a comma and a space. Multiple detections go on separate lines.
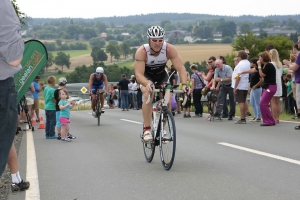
134, 47, 151, 91
167, 44, 187, 88
88, 74, 94, 95
103, 75, 109, 93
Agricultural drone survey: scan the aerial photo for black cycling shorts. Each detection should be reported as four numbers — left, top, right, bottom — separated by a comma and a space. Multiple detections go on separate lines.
144, 71, 169, 87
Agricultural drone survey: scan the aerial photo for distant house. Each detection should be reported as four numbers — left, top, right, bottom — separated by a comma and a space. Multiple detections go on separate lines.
165, 30, 189, 41
184, 36, 194, 43
100, 33, 107, 38
121, 33, 130, 36
251, 28, 297, 36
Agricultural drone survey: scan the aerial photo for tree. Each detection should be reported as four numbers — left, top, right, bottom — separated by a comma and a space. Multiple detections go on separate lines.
231, 30, 261, 57
66, 24, 83, 39
106, 44, 118, 63
232, 31, 293, 59
11, 0, 27, 25
83, 27, 97, 40
257, 35, 294, 60
119, 42, 131, 58
91, 47, 108, 62
43, 52, 54, 73
222, 27, 234, 38
54, 52, 71, 73
160, 20, 172, 29
95, 21, 107, 33
89, 37, 106, 48
240, 22, 251, 34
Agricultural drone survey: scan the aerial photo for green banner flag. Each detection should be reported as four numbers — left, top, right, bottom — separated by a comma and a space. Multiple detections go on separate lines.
14, 40, 48, 102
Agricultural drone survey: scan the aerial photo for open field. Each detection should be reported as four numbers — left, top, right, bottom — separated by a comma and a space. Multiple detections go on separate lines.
173, 44, 234, 64
47, 44, 234, 71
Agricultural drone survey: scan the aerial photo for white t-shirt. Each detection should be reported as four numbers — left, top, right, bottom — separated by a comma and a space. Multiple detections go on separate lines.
231, 59, 250, 90
131, 83, 137, 94
271, 62, 283, 97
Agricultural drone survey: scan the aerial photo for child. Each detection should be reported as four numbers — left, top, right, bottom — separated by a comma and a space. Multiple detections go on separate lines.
58, 89, 75, 142
54, 77, 76, 140
44, 76, 57, 139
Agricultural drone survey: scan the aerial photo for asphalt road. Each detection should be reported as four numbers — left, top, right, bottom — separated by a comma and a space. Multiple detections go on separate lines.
8, 109, 300, 200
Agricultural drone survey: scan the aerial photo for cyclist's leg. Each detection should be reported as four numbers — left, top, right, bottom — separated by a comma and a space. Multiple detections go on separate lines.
98, 86, 105, 109
141, 75, 154, 140
91, 86, 97, 112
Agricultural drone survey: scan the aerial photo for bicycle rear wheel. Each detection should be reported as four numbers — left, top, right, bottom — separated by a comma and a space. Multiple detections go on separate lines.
159, 109, 176, 170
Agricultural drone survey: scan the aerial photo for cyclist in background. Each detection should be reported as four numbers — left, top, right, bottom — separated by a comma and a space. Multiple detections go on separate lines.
88, 67, 109, 117
134, 25, 188, 142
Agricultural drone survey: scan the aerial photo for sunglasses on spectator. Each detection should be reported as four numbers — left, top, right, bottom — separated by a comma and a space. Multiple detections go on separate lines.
151, 39, 164, 43
208, 61, 212, 64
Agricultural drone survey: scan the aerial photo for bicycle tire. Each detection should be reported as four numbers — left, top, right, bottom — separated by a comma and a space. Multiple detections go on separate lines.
96, 95, 101, 126
142, 113, 156, 162
159, 109, 176, 170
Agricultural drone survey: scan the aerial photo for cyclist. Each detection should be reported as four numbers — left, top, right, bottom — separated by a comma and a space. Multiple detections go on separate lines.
88, 67, 109, 117
134, 25, 188, 142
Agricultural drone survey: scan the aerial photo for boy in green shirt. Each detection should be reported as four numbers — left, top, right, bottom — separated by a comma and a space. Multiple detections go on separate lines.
44, 76, 57, 139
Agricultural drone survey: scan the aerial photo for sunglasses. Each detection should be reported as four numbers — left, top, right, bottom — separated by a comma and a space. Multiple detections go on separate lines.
208, 61, 212, 64
151, 39, 164, 43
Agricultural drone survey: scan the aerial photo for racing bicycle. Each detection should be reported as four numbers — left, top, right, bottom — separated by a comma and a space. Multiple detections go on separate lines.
141, 82, 183, 170
95, 89, 104, 126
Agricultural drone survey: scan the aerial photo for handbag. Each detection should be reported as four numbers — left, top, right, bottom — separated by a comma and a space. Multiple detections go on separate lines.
195, 73, 207, 96
261, 82, 269, 89
201, 87, 208, 96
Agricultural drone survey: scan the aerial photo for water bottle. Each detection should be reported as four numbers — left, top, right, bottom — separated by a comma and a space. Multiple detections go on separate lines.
152, 105, 157, 120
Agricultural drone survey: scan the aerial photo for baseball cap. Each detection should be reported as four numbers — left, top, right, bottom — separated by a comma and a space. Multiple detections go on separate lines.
58, 77, 67, 84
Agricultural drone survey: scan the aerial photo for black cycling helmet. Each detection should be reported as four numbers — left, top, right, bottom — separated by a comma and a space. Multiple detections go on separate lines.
147, 26, 165, 39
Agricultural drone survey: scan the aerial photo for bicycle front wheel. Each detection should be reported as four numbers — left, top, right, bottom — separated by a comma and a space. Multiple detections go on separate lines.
142, 122, 155, 163
96, 99, 101, 126
159, 109, 176, 170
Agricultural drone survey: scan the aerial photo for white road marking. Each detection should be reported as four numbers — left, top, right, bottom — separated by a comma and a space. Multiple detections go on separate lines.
219, 142, 300, 165
26, 130, 40, 200
120, 119, 143, 124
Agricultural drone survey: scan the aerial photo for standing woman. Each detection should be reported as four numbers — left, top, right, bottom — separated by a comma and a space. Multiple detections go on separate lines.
190, 64, 205, 117
258, 52, 277, 126
238, 58, 264, 122
269, 49, 283, 123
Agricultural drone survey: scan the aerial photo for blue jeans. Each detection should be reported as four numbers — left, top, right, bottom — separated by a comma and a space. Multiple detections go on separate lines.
128, 93, 134, 109
121, 90, 129, 110
250, 87, 262, 118
45, 110, 56, 137
0, 77, 18, 176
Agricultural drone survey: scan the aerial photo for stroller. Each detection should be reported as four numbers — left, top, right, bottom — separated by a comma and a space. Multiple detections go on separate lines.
206, 90, 221, 122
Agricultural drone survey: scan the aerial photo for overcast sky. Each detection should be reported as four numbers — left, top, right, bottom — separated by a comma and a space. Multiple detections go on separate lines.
17, 0, 298, 19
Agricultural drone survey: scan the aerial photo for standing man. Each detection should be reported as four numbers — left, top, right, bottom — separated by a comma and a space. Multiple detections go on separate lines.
209, 56, 228, 118
134, 26, 187, 141
88, 67, 109, 116
118, 74, 130, 111
211, 59, 235, 120
32, 75, 44, 122
232, 51, 251, 124
0, 0, 25, 176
